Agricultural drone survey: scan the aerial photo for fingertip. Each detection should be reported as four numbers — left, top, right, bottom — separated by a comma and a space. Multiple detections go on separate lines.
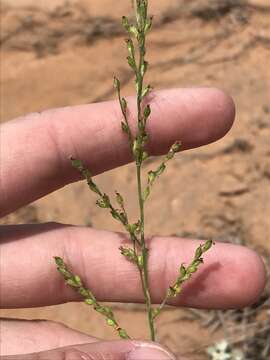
208, 87, 235, 136
148, 87, 236, 155
234, 246, 267, 307
216, 243, 267, 309
187, 87, 235, 147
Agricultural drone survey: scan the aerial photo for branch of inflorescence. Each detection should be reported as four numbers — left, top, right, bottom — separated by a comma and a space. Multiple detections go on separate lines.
54, 0, 214, 342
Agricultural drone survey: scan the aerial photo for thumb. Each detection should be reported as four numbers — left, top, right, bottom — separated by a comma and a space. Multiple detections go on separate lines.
2, 340, 177, 360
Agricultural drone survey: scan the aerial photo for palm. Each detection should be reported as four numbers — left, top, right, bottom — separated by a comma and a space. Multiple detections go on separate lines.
0, 88, 266, 358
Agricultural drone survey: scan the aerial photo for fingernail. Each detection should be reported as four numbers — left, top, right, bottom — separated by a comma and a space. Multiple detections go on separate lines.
127, 344, 176, 360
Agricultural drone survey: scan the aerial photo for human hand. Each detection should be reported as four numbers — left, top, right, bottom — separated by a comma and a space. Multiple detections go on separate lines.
0, 88, 266, 359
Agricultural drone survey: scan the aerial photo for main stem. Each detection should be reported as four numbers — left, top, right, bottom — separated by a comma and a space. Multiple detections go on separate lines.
134, 0, 155, 341
136, 164, 155, 341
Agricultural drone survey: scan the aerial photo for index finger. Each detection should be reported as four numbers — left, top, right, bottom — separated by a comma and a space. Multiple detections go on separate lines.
0, 88, 235, 216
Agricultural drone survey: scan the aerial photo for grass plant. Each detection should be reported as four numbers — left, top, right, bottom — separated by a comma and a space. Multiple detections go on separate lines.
54, 0, 213, 342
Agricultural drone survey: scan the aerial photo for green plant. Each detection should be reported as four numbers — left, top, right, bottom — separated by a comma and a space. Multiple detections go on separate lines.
54, 0, 213, 342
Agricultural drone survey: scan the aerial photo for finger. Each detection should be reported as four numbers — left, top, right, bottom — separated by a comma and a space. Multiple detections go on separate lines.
0, 224, 265, 309
0, 88, 235, 216
1, 319, 97, 355
1, 340, 176, 360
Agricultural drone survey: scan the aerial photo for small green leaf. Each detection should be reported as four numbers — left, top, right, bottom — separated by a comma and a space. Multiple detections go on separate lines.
127, 220, 141, 234
135, 79, 139, 93
126, 38, 135, 59
120, 246, 137, 263
171, 141, 181, 153
54, 256, 64, 267
141, 133, 149, 147
166, 152, 174, 161
148, 171, 155, 185
195, 245, 203, 259
142, 85, 152, 98
57, 267, 70, 279
66, 278, 80, 288
79, 288, 89, 298
143, 104, 151, 120
96, 194, 110, 208
193, 258, 204, 267
172, 283, 182, 295
182, 273, 192, 281
85, 298, 94, 306
87, 180, 101, 195
110, 209, 121, 221
129, 25, 139, 38
121, 122, 129, 134
122, 16, 138, 37
118, 211, 127, 225
137, 255, 144, 268
203, 240, 214, 252
121, 97, 127, 112
142, 151, 148, 161
152, 308, 160, 318
107, 319, 116, 327
115, 192, 124, 207
71, 158, 83, 171
135, 220, 141, 233
145, 17, 153, 32
166, 141, 182, 160
126, 223, 136, 233
113, 77, 120, 91
118, 328, 129, 339
137, 1, 147, 26
168, 285, 180, 297
74, 275, 82, 286
141, 61, 148, 76
122, 16, 130, 31
127, 55, 136, 71
143, 186, 150, 201
179, 264, 186, 278
156, 163, 166, 176
82, 169, 92, 182
100, 306, 113, 317
188, 265, 198, 274
132, 139, 140, 157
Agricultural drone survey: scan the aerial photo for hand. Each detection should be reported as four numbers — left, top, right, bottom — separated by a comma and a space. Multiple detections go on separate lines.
0, 88, 266, 359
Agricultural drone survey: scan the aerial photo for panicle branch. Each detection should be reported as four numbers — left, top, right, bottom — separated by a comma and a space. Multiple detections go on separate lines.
54, 257, 130, 339
153, 240, 214, 319
143, 141, 181, 201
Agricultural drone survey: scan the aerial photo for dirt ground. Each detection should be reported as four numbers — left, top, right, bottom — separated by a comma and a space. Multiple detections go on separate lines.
1, 0, 270, 358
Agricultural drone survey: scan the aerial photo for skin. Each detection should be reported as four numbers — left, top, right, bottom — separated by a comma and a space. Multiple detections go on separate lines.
0, 88, 267, 359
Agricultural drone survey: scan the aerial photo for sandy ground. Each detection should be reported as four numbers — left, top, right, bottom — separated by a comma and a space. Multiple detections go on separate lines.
1, 0, 270, 357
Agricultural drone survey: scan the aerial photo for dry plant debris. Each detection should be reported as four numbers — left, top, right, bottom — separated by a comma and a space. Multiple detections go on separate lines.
191, 254, 270, 360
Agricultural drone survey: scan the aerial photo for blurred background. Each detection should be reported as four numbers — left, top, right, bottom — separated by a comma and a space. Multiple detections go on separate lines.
1, 0, 270, 358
